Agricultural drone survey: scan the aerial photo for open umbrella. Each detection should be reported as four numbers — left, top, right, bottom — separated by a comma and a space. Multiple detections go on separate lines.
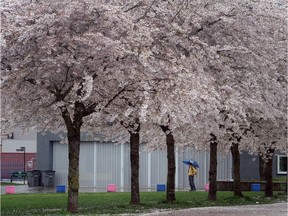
182, 159, 200, 168
182, 160, 191, 165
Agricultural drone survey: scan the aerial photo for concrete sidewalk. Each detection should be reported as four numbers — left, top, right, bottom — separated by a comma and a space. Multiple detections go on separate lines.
1, 184, 111, 194
140, 203, 288, 216
1, 184, 55, 194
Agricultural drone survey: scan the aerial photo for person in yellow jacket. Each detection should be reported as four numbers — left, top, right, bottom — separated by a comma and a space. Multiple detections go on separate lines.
188, 164, 197, 191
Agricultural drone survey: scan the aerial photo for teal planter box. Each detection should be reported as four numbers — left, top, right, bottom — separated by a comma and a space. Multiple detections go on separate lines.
56, 185, 66, 193
251, 183, 261, 192
157, 184, 165, 192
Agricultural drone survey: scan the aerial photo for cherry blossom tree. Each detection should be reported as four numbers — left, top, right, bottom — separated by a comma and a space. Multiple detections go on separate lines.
107, 0, 287, 202
244, 118, 287, 197
117, 0, 286, 202
2, 0, 286, 212
142, 0, 287, 201
104, 93, 144, 205
2, 0, 207, 207
206, 0, 287, 198
1, 0, 156, 212
121, 0, 224, 202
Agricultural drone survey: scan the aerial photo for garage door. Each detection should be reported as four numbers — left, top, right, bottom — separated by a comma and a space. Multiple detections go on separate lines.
53, 141, 125, 188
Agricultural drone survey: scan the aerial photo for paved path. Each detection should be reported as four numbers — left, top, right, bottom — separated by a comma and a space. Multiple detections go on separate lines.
140, 203, 288, 216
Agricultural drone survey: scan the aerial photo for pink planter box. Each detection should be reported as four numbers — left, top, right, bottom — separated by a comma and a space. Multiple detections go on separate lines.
204, 184, 209, 191
6, 186, 15, 194
107, 184, 116, 192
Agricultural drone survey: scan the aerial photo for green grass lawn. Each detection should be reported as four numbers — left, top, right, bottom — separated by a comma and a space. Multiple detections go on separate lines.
1, 191, 287, 216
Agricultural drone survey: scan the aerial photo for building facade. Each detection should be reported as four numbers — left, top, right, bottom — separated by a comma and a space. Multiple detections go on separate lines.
240, 150, 287, 180
1, 128, 37, 179
37, 132, 233, 191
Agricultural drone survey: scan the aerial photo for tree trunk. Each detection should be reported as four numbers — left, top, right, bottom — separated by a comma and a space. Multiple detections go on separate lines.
231, 143, 243, 197
129, 124, 140, 205
61, 103, 83, 213
208, 134, 218, 201
264, 148, 275, 197
166, 132, 176, 202
259, 154, 266, 181
67, 134, 80, 213
160, 125, 176, 202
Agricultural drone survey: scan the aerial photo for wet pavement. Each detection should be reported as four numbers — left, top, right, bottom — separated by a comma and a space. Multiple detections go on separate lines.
141, 203, 288, 216
1, 180, 188, 194
1, 183, 116, 194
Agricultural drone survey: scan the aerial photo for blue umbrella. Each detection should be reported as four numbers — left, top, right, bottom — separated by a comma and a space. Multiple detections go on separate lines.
182, 159, 199, 168
182, 160, 191, 165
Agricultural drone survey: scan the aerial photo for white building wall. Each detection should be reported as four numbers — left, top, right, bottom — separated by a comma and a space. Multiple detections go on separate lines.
2, 140, 36, 153
1, 128, 37, 153
2, 128, 36, 140
53, 141, 232, 190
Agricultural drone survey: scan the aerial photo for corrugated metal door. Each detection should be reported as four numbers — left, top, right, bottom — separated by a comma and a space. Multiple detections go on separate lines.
150, 149, 168, 187
53, 142, 232, 190
53, 141, 96, 186
94, 142, 122, 189
79, 142, 95, 186
53, 142, 68, 185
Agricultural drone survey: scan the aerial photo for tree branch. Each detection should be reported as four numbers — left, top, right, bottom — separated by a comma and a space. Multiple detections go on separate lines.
171, 0, 186, 23
82, 102, 97, 117
23, 77, 37, 85
123, 1, 144, 13
135, 0, 156, 23
103, 86, 127, 109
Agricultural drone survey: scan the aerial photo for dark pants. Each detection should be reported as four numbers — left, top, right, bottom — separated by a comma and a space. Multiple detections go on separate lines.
189, 175, 196, 191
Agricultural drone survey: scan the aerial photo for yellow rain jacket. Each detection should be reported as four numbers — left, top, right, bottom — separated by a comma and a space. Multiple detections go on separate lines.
188, 165, 197, 176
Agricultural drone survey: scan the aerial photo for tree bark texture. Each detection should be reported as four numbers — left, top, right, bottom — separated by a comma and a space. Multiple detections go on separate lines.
129, 124, 140, 205
209, 134, 218, 201
67, 136, 80, 213
160, 125, 176, 202
264, 148, 275, 197
61, 103, 84, 213
231, 143, 243, 197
